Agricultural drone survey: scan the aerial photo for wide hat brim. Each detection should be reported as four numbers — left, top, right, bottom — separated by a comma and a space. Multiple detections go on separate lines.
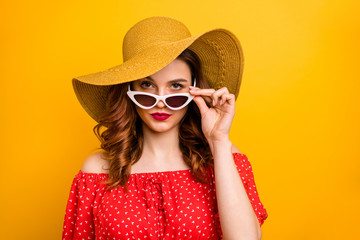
73, 28, 244, 123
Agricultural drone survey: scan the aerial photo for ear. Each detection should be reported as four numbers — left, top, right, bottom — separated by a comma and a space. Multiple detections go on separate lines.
231, 144, 241, 154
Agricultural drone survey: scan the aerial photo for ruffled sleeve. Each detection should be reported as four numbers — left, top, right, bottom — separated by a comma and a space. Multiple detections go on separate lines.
214, 153, 268, 237
62, 170, 108, 240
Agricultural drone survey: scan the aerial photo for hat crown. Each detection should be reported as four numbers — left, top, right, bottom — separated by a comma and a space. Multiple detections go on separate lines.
122, 17, 191, 61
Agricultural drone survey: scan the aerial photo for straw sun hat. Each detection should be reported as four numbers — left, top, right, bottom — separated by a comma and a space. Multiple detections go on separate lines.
73, 16, 244, 123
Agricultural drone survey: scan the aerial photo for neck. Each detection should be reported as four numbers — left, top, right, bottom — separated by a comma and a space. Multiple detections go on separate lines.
141, 123, 182, 163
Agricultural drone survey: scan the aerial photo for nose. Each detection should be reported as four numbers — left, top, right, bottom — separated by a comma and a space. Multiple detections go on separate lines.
156, 99, 166, 108
155, 88, 167, 108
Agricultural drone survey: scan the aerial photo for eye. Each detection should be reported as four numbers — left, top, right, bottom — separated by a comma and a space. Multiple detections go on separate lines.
172, 83, 184, 90
140, 81, 153, 89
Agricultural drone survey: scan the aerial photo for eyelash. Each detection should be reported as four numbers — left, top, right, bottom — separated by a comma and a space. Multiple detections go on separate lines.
140, 81, 184, 89
140, 81, 153, 88
172, 83, 184, 89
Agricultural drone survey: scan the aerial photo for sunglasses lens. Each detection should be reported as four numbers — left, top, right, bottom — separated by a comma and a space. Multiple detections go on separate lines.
134, 94, 156, 107
165, 96, 189, 108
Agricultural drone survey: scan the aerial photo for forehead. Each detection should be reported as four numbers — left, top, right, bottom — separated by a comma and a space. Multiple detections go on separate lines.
146, 59, 192, 83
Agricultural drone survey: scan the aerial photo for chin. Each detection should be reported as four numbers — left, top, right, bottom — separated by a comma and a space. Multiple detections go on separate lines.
145, 122, 177, 133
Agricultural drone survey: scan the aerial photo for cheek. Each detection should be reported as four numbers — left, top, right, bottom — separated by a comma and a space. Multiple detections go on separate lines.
134, 106, 147, 120
175, 107, 188, 121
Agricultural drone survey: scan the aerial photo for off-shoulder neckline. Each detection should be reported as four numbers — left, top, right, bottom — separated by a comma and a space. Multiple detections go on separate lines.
78, 152, 243, 176
78, 168, 194, 176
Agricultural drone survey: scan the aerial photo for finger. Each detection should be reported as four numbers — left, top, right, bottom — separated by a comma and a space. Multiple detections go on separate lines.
219, 93, 235, 105
228, 93, 235, 105
203, 96, 213, 106
189, 88, 216, 97
211, 87, 229, 106
219, 94, 226, 105
219, 93, 232, 105
189, 88, 213, 106
190, 87, 230, 106
192, 95, 209, 116
189, 87, 229, 95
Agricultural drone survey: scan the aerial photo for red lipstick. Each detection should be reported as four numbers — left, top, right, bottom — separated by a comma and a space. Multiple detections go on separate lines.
151, 112, 171, 121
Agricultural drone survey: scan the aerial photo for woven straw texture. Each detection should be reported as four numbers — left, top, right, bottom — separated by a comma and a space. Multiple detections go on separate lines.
72, 16, 244, 123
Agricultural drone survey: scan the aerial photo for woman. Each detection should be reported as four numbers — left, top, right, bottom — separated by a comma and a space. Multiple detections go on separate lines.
62, 16, 268, 239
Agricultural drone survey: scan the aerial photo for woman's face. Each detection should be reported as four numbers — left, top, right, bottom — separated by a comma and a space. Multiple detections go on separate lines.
131, 58, 192, 133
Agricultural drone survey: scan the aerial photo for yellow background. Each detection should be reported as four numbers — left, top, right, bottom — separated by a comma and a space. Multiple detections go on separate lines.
1, 0, 359, 239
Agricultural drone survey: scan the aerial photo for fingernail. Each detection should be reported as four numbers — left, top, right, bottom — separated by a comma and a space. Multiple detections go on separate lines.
212, 99, 215, 105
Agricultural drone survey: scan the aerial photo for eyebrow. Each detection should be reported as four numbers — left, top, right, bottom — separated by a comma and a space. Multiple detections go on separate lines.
145, 76, 189, 84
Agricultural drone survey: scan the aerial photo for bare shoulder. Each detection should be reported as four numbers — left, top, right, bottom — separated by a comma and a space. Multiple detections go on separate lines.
231, 144, 241, 154
81, 151, 110, 174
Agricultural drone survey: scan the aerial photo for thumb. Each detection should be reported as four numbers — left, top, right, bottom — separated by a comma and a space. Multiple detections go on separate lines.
192, 96, 209, 116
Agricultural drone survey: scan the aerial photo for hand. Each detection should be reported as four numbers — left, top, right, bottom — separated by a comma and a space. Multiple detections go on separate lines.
189, 86, 236, 143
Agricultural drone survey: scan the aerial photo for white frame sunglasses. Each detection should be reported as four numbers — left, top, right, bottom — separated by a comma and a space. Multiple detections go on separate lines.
127, 79, 196, 110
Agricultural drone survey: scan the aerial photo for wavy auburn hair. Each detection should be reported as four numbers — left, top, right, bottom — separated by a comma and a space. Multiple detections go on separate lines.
93, 48, 213, 192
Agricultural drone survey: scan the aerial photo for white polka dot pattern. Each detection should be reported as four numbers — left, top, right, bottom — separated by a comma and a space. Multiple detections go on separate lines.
62, 153, 267, 239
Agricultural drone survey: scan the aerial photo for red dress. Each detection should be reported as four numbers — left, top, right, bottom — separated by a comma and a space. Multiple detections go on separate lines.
62, 153, 268, 239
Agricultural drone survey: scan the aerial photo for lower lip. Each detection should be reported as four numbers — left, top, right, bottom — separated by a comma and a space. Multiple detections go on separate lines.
151, 114, 171, 121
